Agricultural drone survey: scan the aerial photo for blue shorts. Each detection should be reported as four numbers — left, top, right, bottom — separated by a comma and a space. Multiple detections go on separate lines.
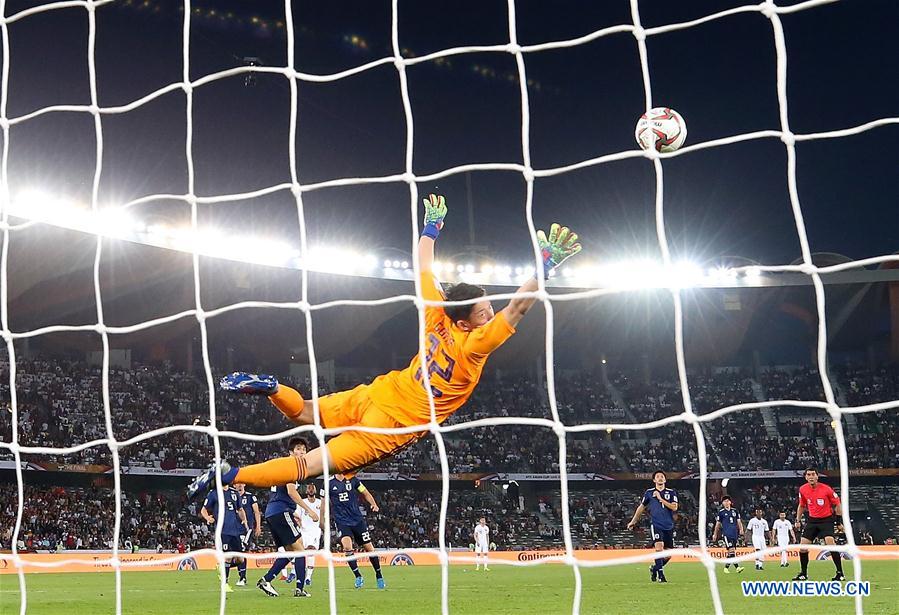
650, 525, 674, 549
266, 511, 302, 548
722, 534, 738, 550
221, 534, 244, 554
336, 522, 372, 546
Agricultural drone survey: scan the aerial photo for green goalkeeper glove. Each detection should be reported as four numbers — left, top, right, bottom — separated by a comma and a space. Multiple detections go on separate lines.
421, 193, 447, 239
537, 223, 582, 279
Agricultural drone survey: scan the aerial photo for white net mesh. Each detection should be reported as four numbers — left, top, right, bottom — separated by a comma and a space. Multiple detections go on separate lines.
1, 1, 898, 614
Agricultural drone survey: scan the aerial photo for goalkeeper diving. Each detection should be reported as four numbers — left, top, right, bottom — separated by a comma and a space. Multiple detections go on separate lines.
188, 194, 581, 496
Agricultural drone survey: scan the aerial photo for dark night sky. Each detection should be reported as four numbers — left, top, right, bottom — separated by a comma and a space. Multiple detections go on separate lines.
3, 0, 898, 270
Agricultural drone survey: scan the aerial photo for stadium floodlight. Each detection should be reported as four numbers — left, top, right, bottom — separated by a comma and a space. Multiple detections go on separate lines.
383, 259, 392, 268
481, 264, 494, 275
400, 260, 409, 270
743, 266, 762, 280
669, 261, 704, 289
432, 261, 444, 273
456, 264, 465, 273
392, 260, 401, 269
94, 208, 138, 239
11, 189, 85, 229
464, 263, 474, 273
514, 266, 523, 275
307, 247, 361, 274
362, 254, 378, 270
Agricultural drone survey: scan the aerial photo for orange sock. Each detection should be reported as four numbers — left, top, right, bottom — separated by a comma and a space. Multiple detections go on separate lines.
269, 384, 305, 423
235, 456, 307, 488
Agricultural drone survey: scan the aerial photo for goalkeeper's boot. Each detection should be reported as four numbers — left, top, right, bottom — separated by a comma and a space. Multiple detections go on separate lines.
293, 588, 311, 598
377, 576, 386, 590
657, 570, 668, 583
187, 461, 234, 499
792, 573, 808, 581
650, 565, 658, 582
220, 372, 278, 395
354, 575, 364, 589
257, 578, 279, 597
723, 566, 730, 574
832, 573, 846, 582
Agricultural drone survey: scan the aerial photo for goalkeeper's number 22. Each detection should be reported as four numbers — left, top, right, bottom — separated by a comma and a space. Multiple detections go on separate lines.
414, 333, 455, 398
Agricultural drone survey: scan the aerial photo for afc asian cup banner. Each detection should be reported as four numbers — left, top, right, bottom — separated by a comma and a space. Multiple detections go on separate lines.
4, 547, 897, 574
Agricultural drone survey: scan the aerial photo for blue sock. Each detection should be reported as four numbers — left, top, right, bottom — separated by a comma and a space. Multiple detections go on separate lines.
346, 551, 361, 578
654, 557, 664, 571
224, 562, 232, 580
369, 555, 382, 579
294, 557, 306, 589
264, 557, 291, 582
238, 559, 247, 580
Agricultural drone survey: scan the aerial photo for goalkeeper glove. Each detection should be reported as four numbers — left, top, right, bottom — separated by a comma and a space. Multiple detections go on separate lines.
536, 223, 582, 279
421, 193, 447, 240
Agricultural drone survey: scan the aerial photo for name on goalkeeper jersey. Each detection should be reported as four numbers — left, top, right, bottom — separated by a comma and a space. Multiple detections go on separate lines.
742, 581, 870, 597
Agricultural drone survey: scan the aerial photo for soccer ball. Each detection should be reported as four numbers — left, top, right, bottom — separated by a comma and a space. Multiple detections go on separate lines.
635, 107, 687, 153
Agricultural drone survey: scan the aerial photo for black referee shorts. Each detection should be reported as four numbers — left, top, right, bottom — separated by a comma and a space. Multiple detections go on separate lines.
801, 515, 835, 541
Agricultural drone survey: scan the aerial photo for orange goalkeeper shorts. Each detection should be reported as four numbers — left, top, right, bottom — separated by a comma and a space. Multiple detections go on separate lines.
318, 384, 425, 475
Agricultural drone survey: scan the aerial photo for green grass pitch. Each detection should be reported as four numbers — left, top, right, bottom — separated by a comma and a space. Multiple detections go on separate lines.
1, 560, 896, 614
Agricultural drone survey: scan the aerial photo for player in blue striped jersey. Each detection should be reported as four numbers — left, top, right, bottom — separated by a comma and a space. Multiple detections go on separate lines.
200, 483, 249, 591
712, 495, 745, 573
255, 437, 320, 599
327, 473, 385, 589
627, 470, 679, 582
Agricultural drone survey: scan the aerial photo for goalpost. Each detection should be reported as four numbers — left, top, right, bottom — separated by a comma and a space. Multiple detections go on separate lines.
1, 1, 898, 615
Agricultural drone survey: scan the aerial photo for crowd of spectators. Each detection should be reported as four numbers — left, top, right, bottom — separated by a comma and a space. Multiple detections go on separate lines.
1, 357, 898, 475
3, 480, 896, 552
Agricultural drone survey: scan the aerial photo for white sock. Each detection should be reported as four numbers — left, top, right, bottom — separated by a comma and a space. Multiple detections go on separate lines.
306, 554, 315, 581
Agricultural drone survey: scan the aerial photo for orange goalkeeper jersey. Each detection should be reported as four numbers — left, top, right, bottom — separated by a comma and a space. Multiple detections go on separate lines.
367, 271, 516, 427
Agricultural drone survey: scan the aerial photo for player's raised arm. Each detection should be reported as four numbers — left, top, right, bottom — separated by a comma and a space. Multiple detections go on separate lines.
500, 224, 582, 328
418, 193, 447, 274
287, 483, 319, 523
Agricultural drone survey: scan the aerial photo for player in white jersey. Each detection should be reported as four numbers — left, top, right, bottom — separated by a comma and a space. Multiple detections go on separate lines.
772, 511, 796, 567
473, 517, 490, 571
746, 509, 772, 570
296, 484, 323, 586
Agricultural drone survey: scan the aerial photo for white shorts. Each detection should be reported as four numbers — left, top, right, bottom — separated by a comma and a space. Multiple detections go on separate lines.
475, 541, 489, 554
302, 529, 322, 550
752, 537, 767, 551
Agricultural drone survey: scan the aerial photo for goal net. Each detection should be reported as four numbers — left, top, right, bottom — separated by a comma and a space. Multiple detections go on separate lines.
1, 1, 898, 615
